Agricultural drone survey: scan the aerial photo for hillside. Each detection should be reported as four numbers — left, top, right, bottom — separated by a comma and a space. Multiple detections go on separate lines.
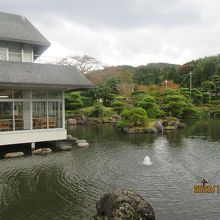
86, 56, 220, 88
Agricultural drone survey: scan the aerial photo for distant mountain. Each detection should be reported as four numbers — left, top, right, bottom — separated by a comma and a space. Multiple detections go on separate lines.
86, 55, 220, 88
145, 62, 180, 69
86, 66, 135, 84
86, 63, 179, 84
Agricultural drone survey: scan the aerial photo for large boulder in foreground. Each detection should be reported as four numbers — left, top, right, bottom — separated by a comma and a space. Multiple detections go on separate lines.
93, 190, 155, 220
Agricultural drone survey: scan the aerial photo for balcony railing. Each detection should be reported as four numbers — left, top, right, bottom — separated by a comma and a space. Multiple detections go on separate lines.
0, 51, 65, 64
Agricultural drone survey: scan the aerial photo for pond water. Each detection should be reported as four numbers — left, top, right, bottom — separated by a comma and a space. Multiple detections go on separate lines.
0, 120, 220, 220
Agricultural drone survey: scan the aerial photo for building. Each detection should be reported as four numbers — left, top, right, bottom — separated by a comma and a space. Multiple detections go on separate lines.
0, 12, 92, 147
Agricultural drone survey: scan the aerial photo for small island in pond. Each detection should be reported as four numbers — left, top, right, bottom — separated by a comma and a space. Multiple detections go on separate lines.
66, 60, 220, 132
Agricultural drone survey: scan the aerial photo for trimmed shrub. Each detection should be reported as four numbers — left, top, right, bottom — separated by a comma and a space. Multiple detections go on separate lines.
91, 102, 104, 117
117, 107, 148, 128
202, 92, 211, 104
112, 101, 125, 114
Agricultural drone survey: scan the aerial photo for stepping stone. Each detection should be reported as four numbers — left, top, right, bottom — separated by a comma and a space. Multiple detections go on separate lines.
4, 152, 24, 158
77, 142, 89, 148
33, 148, 52, 155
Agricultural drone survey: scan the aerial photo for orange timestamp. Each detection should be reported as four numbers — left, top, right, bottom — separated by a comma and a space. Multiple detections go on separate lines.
193, 185, 220, 193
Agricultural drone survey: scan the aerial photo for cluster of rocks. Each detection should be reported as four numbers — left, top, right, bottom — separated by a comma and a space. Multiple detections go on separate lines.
122, 118, 186, 134
67, 114, 87, 125
67, 135, 89, 148
67, 113, 121, 126
93, 190, 155, 220
162, 118, 186, 130
3, 147, 53, 158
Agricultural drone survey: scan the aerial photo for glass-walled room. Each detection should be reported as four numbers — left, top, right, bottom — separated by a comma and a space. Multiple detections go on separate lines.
0, 89, 64, 132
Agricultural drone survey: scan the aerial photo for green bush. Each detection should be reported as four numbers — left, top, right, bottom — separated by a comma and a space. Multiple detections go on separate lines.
136, 95, 164, 118
65, 92, 83, 110
91, 102, 104, 117
163, 94, 190, 118
115, 96, 126, 101
202, 92, 211, 104
180, 88, 191, 99
117, 107, 148, 128
112, 101, 125, 114
210, 100, 220, 105
191, 88, 203, 105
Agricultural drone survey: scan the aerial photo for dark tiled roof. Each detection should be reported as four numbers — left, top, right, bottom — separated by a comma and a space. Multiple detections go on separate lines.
0, 61, 93, 90
0, 12, 50, 51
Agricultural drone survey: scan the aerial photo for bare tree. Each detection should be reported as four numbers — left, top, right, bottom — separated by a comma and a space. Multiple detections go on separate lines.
56, 55, 102, 74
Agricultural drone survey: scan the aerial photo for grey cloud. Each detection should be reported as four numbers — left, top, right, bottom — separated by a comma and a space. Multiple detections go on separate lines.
0, 0, 219, 66
1, 0, 202, 29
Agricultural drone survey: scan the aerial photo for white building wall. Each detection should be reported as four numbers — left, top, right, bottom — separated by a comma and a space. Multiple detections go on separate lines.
0, 129, 67, 146
23, 44, 33, 62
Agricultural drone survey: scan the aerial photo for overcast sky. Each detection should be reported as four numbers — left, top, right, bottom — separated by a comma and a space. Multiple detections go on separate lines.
1, 0, 220, 66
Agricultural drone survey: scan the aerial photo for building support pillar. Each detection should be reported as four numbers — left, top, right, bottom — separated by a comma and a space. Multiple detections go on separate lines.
31, 142, 35, 150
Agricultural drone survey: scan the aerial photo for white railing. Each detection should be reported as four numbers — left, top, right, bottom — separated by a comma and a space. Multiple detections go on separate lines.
0, 51, 64, 65
33, 55, 66, 64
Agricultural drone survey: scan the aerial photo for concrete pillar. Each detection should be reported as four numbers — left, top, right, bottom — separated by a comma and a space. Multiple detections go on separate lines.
31, 142, 35, 150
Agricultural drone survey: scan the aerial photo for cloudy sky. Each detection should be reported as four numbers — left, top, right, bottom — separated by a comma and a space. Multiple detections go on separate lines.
1, 0, 220, 66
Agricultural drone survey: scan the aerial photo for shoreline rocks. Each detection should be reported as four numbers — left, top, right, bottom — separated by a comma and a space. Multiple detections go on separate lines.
67, 113, 121, 126
122, 118, 186, 134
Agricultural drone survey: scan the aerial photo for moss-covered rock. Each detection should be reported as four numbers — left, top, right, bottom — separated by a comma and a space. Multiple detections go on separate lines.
93, 190, 155, 220
165, 126, 176, 130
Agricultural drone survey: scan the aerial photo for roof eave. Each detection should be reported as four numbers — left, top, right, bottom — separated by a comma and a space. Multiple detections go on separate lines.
0, 82, 93, 91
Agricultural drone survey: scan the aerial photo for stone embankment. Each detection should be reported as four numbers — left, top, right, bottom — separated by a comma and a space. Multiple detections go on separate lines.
122, 118, 186, 134
67, 113, 120, 126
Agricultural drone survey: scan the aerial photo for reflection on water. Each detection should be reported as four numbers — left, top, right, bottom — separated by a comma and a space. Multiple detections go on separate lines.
0, 120, 220, 220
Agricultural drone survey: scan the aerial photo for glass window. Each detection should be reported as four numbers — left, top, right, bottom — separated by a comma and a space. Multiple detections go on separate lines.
14, 101, 31, 131
32, 101, 47, 129
0, 102, 13, 132
48, 90, 62, 99
32, 89, 47, 99
8, 43, 22, 62
48, 101, 62, 128
0, 89, 13, 99
0, 47, 7, 60
14, 89, 30, 99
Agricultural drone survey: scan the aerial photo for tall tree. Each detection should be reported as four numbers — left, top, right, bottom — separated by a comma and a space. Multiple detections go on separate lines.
56, 55, 102, 74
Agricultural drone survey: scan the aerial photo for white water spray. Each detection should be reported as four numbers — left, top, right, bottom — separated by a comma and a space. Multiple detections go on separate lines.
143, 156, 152, 166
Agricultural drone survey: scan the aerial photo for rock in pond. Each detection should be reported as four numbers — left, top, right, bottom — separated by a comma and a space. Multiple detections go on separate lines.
33, 148, 52, 155
67, 135, 78, 142
58, 145, 72, 151
4, 152, 24, 158
155, 120, 163, 133
93, 189, 155, 220
77, 142, 89, 148
67, 118, 77, 125
76, 139, 88, 144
